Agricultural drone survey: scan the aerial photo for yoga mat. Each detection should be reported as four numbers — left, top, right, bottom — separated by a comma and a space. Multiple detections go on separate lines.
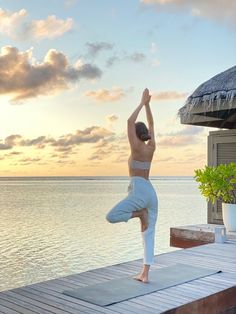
63, 263, 221, 306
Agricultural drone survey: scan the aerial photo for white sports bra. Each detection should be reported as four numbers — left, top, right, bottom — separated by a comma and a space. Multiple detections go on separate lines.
129, 159, 151, 170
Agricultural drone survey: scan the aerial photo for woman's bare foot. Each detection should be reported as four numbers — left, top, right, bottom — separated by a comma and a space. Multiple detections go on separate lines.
140, 208, 148, 232
131, 208, 148, 231
133, 265, 150, 283
133, 273, 149, 283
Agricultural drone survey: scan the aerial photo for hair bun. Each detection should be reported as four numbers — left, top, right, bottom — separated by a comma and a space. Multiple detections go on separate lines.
141, 134, 151, 141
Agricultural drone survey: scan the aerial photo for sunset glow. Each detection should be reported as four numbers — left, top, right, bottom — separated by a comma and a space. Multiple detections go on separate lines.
0, 1, 235, 176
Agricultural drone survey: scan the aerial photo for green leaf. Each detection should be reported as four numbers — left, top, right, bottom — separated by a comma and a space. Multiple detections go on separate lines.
194, 162, 236, 204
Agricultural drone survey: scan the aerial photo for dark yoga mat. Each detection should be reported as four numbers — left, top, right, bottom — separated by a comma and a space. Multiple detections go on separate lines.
63, 263, 221, 306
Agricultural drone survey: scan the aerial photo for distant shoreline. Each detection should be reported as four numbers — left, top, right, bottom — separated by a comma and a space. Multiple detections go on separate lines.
0, 176, 194, 181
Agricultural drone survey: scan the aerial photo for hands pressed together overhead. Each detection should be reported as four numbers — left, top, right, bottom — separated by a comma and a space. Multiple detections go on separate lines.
141, 88, 152, 106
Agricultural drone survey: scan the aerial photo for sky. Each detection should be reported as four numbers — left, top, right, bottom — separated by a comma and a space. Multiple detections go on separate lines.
0, 0, 235, 176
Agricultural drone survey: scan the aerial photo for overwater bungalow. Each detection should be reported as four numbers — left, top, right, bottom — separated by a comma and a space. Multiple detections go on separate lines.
179, 65, 236, 225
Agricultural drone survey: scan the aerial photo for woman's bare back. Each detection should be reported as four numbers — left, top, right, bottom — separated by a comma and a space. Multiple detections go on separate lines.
127, 88, 156, 180
128, 141, 155, 179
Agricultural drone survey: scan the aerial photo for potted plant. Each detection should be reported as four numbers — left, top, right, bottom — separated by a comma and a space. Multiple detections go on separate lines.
194, 162, 236, 232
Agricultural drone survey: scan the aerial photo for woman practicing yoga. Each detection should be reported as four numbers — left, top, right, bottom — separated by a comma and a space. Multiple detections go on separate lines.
106, 88, 158, 283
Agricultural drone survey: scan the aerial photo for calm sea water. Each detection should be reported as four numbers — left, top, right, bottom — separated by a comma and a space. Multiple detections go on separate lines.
0, 176, 206, 291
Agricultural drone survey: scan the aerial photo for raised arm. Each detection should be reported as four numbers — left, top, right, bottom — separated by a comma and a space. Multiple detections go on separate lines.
145, 102, 154, 127
127, 102, 144, 124
145, 93, 156, 148
127, 89, 149, 148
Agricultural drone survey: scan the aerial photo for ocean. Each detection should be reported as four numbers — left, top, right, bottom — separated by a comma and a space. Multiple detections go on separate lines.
0, 176, 206, 291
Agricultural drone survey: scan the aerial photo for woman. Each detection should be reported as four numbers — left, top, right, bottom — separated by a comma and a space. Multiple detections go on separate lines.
106, 88, 158, 283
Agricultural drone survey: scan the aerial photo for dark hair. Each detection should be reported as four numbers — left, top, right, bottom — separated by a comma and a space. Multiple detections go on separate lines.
135, 122, 151, 142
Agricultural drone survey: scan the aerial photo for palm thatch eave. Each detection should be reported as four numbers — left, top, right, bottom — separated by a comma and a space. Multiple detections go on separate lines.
178, 65, 236, 128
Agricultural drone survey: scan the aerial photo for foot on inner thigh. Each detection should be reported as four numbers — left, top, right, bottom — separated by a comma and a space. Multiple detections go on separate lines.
139, 208, 148, 232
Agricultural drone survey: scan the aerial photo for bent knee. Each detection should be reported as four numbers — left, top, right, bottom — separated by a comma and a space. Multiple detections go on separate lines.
106, 212, 115, 223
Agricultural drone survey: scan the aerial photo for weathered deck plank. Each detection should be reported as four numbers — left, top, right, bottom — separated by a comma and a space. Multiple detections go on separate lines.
0, 239, 235, 313
0, 304, 19, 314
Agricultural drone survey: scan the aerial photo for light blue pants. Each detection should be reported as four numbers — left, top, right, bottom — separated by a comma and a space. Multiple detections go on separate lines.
106, 176, 158, 265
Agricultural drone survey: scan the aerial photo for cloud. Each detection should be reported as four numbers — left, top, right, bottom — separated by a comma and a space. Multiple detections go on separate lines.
76, 63, 102, 80
184, 153, 206, 162
89, 133, 129, 162
152, 91, 188, 101
0, 127, 114, 157
0, 8, 74, 40
86, 42, 114, 58
84, 41, 145, 66
126, 52, 146, 63
158, 126, 204, 147
106, 56, 120, 67
88, 149, 109, 161
0, 143, 12, 150
106, 52, 146, 67
106, 114, 119, 123
0, 8, 27, 39
159, 125, 204, 136
88, 147, 111, 162
51, 127, 114, 148
20, 136, 52, 149
140, 0, 236, 28
56, 159, 76, 166
19, 157, 41, 163
85, 87, 126, 102
24, 15, 73, 40
173, 126, 204, 136
7, 151, 22, 156
1, 125, 204, 166
0, 134, 49, 150
0, 134, 23, 151
114, 153, 129, 163
173, 152, 206, 164
0, 46, 102, 101
3, 127, 118, 167
5, 134, 22, 147
158, 135, 197, 146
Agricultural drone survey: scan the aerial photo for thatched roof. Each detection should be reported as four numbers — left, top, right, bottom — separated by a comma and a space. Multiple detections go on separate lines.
179, 65, 236, 129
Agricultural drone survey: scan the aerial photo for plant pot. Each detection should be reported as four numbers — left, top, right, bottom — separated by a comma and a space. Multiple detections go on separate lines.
222, 203, 236, 232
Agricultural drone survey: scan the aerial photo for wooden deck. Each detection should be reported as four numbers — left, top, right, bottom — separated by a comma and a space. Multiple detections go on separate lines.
0, 239, 236, 314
